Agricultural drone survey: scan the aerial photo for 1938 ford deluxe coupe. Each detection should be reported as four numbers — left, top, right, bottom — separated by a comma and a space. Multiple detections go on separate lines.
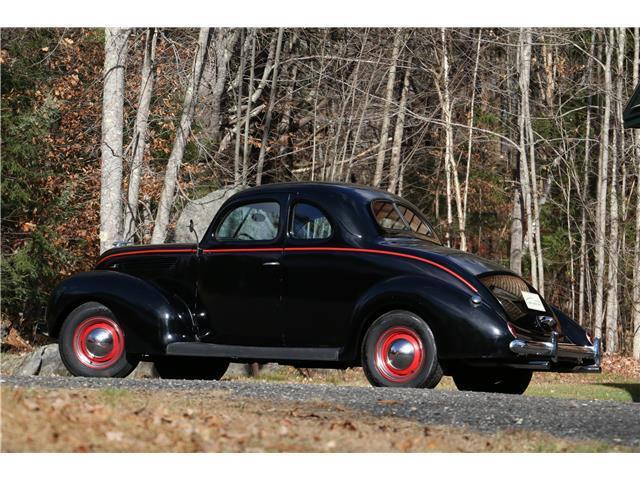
46, 182, 600, 393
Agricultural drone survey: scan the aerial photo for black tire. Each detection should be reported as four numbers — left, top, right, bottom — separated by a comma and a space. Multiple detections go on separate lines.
362, 310, 443, 388
58, 301, 138, 378
452, 368, 532, 394
153, 356, 229, 380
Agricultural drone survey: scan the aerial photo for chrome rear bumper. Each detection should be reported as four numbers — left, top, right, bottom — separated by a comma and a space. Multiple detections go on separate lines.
509, 332, 601, 373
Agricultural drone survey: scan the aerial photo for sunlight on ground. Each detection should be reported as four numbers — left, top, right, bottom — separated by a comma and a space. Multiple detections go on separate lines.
226, 366, 640, 403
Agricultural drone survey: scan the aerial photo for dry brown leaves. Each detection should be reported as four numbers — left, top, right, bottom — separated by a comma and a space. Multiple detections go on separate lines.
600, 355, 640, 379
2, 386, 632, 453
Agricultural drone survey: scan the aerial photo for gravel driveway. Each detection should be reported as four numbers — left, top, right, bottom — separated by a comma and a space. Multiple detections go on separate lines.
2, 375, 639, 446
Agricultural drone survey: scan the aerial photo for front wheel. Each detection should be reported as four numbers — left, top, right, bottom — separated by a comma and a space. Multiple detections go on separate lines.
58, 302, 139, 377
453, 368, 532, 394
153, 356, 229, 380
362, 310, 443, 388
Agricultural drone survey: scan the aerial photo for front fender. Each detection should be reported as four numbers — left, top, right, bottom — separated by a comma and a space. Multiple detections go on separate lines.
343, 275, 513, 363
46, 270, 195, 355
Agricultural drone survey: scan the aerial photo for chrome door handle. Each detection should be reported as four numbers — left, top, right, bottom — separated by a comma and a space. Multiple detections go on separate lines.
262, 261, 280, 267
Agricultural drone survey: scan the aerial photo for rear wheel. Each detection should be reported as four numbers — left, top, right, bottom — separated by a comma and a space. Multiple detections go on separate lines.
59, 302, 138, 378
154, 356, 229, 380
362, 310, 442, 388
452, 368, 532, 394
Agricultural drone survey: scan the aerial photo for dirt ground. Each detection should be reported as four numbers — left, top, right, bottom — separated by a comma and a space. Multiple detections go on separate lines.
1, 385, 634, 453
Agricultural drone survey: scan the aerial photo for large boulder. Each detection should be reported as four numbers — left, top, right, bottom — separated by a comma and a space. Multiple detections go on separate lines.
174, 187, 241, 243
14, 344, 70, 377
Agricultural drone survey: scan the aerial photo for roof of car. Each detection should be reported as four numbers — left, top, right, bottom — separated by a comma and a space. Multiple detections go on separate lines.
230, 181, 402, 202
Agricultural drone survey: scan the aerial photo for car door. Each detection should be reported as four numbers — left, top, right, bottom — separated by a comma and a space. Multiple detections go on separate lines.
281, 199, 356, 348
197, 196, 286, 346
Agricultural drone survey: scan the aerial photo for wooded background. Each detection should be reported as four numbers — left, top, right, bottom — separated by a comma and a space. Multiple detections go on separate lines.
1, 27, 639, 358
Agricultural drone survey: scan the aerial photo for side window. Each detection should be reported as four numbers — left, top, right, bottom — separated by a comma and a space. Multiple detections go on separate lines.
396, 204, 431, 236
291, 203, 332, 240
215, 202, 280, 241
372, 200, 406, 230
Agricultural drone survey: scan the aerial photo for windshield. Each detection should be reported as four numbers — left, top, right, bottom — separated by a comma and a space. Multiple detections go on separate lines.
371, 200, 441, 244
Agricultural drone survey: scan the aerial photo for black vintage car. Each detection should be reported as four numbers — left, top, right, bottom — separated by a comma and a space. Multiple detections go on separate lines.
46, 182, 600, 393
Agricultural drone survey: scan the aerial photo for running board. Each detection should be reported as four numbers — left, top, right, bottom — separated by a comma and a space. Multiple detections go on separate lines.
166, 342, 341, 362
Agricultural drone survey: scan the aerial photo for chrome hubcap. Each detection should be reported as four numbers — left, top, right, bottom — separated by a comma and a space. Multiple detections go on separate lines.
387, 339, 415, 371
374, 326, 425, 382
85, 327, 114, 358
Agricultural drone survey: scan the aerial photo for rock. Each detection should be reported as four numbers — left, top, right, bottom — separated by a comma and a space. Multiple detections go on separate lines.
38, 344, 70, 376
15, 348, 44, 376
13, 343, 69, 377
174, 187, 241, 243
129, 361, 159, 379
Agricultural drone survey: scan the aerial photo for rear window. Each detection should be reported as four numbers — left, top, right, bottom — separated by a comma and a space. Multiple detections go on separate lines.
371, 200, 440, 244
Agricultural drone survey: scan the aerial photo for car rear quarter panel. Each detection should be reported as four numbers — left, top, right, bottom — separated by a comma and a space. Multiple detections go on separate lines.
343, 271, 514, 363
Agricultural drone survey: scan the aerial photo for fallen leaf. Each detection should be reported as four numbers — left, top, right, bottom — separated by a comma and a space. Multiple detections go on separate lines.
23, 399, 39, 411
154, 433, 171, 446
106, 431, 124, 442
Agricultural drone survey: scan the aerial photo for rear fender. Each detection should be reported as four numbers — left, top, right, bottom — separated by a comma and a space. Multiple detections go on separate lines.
551, 306, 591, 346
343, 275, 512, 363
46, 271, 195, 355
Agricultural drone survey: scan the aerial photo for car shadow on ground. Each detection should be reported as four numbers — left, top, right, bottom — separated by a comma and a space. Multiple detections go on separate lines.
602, 383, 640, 402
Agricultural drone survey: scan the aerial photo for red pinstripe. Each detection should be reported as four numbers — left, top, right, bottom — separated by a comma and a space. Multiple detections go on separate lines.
97, 248, 197, 265
97, 245, 477, 293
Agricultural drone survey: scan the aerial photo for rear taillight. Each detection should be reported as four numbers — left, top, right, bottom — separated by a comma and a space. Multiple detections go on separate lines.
507, 322, 518, 338
586, 331, 593, 344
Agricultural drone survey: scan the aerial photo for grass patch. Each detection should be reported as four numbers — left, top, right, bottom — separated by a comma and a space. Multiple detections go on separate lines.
228, 366, 640, 403
526, 381, 640, 403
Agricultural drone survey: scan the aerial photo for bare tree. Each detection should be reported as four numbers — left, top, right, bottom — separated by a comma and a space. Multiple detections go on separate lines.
100, 27, 130, 253
578, 32, 596, 327
241, 29, 257, 186
632, 27, 640, 359
151, 28, 210, 244
256, 28, 284, 186
604, 27, 626, 353
373, 29, 402, 188
517, 28, 538, 290
461, 29, 482, 253
388, 59, 411, 194
233, 29, 248, 185
123, 28, 157, 242
594, 28, 614, 342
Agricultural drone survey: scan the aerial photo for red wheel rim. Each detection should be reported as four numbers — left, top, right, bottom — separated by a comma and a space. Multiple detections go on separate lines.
374, 326, 425, 382
72, 316, 124, 369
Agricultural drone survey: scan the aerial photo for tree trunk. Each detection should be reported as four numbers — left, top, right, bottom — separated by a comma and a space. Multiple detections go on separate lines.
594, 28, 614, 341
388, 59, 411, 194
277, 33, 298, 166
233, 30, 248, 185
633, 26, 640, 359
151, 28, 210, 244
518, 28, 538, 289
434, 28, 461, 248
202, 29, 238, 144
373, 29, 402, 188
462, 29, 482, 252
605, 27, 626, 353
242, 29, 257, 186
579, 31, 596, 328
256, 28, 284, 186
123, 28, 157, 243
100, 28, 130, 253
510, 189, 523, 274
